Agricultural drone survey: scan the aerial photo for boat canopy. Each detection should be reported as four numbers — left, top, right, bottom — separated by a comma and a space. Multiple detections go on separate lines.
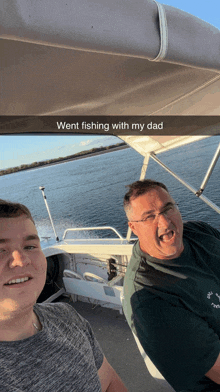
1, 0, 220, 115
119, 135, 210, 156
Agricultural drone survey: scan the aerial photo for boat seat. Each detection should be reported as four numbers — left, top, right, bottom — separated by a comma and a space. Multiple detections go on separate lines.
121, 290, 175, 391
63, 269, 85, 303
83, 272, 108, 284
63, 269, 84, 280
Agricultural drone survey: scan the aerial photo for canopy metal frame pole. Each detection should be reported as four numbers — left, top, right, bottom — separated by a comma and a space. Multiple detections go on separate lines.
126, 154, 150, 242
39, 186, 59, 242
150, 153, 220, 214
196, 143, 220, 196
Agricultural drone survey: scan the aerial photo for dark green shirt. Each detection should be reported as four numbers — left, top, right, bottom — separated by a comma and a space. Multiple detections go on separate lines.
123, 221, 220, 391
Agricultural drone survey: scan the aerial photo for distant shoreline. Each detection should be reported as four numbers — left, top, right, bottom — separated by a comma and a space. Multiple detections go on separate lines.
38, 144, 130, 168
0, 143, 130, 176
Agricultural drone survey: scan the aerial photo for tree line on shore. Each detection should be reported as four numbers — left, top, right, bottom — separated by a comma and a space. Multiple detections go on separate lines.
0, 142, 126, 177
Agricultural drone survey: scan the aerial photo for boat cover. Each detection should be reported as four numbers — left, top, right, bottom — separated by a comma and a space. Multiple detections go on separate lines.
1, 0, 220, 115
118, 135, 211, 156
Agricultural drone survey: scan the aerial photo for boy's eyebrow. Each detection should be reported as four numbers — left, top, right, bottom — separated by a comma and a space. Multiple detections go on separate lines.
25, 235, 40, 241
0, 234, 40, 243
0, 239, 9, 244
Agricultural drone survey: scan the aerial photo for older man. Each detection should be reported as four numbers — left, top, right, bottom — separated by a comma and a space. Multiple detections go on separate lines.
0, 199, 127, 392
123, 179, 220, 392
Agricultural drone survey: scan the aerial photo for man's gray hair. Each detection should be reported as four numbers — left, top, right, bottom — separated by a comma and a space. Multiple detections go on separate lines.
123, 179, 169, 219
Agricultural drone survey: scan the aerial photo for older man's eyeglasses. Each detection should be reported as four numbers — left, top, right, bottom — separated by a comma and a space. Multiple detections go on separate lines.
129, 203, 179, 224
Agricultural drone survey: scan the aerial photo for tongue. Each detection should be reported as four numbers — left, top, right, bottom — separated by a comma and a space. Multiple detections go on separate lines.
160, 231, 173, 242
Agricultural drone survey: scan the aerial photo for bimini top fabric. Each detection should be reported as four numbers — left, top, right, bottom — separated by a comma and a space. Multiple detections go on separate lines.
1, 0, 220, 115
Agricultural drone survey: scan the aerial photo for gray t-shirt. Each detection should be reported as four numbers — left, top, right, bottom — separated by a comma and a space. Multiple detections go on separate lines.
0, 303, 104, 391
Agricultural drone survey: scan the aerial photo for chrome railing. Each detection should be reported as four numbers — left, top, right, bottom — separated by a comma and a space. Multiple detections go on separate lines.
62, 226, 126, 241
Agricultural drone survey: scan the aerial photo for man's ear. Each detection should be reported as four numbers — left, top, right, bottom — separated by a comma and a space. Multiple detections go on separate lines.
128, 221, 138, 235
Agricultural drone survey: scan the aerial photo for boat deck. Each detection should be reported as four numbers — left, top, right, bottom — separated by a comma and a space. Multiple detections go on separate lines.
59, 296, 172, 392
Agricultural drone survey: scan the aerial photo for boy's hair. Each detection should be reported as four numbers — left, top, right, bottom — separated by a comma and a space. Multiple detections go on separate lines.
0, 199, 35, 224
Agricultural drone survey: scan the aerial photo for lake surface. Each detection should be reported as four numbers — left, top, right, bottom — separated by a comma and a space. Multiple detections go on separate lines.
0, 136, 219, 242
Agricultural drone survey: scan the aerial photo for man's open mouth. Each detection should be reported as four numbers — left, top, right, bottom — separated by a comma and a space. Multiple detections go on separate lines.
5, 277, 32, 285
159, 230, 174, 242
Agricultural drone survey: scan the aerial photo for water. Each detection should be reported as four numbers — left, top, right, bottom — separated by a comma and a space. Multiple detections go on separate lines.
0, 136, 219, 241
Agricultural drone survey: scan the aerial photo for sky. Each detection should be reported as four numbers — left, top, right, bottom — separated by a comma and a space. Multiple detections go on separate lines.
0, 0, 219, 170
162, 0, 220, 28
0, 135, 121, 170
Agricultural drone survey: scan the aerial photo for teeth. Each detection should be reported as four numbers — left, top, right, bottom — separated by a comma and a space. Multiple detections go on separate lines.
160, 231, 174, 242
6, 277, 30, 285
